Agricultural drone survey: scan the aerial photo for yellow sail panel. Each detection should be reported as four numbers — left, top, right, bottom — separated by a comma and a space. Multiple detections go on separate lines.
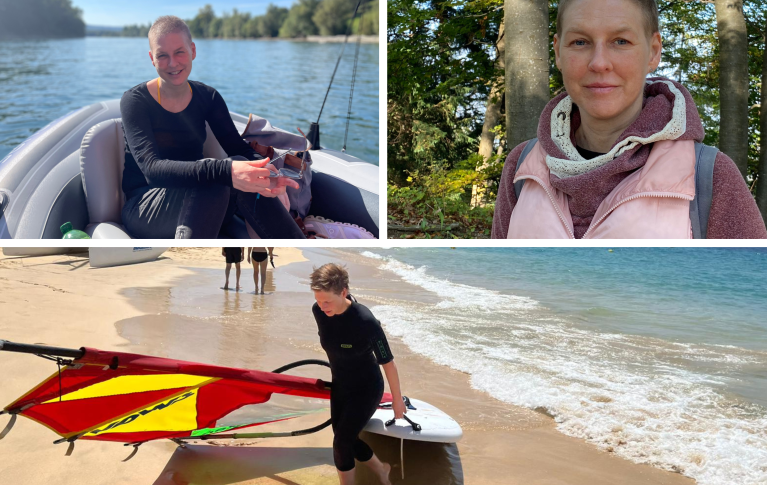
84, 389, 200, 437
43, 374, 212, 403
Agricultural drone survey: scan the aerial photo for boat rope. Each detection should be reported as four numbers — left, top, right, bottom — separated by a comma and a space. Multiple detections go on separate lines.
342, 29, 363, 153
315, 0, 363, 125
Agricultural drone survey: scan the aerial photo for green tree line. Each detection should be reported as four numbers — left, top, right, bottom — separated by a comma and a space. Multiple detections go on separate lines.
388, 0, 767, 238
117, 0, 378, 40
0, 0, 84, 40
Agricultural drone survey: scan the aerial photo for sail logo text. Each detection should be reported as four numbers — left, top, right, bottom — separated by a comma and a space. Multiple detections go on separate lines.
89, 391, 195, 435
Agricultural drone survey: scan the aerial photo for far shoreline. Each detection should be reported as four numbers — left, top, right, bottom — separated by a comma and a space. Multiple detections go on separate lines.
83, 34, 379, 44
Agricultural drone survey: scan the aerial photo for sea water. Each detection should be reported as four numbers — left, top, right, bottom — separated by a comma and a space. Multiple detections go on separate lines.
0, 37, 378, 164
357, 248, 767, 485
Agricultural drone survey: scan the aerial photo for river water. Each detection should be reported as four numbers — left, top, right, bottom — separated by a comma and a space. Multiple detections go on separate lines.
0, 37, 379, 164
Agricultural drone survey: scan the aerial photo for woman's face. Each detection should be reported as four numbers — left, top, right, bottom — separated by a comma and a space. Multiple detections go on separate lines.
314, 289, 349, 317
149, 32, 196, 86
553, 0, 662, 124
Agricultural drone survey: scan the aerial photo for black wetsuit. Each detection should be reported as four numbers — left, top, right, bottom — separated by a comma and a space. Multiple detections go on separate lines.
312, 297, 393, 472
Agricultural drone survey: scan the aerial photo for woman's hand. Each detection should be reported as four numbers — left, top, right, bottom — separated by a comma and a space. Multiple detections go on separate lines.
231, 158, 299, 197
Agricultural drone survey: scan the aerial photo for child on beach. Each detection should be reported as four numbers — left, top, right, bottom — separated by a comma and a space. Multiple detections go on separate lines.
311, 263, 405, 485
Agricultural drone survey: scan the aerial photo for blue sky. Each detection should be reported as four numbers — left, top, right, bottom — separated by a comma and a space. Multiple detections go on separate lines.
73, 0, 295, 26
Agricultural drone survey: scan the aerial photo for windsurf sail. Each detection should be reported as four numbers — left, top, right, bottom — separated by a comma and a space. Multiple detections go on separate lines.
0, 340, 346, 452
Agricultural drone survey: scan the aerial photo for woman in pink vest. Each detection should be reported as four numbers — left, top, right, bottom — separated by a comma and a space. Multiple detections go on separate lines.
492, 0, 767, 239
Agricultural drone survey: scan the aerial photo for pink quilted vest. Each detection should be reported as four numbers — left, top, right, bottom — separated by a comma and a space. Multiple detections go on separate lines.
507, 140, 697, 239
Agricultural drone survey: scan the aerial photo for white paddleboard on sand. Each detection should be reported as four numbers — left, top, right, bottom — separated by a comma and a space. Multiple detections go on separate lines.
89, 247, 168, 268
364, 397, 462, 443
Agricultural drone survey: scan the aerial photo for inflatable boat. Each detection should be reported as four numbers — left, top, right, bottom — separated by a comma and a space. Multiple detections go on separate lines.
0, 100, 379, 239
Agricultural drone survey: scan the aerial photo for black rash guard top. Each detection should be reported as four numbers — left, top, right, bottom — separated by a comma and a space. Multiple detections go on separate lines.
313, 299, 394, 388
120, 80, 261, 198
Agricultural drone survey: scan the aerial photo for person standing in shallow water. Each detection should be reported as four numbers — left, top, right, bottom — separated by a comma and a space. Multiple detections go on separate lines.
222, 247, 243, 290
492, 0, 767, 239
248, 247, 273, 294
311, 264, 404, 485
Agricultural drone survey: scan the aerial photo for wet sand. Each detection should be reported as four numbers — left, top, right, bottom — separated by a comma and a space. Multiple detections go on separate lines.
0, 247, 694, 484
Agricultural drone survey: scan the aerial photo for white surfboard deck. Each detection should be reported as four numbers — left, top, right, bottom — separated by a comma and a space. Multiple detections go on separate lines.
364, 398, 462, 443
89, 247, 168, 268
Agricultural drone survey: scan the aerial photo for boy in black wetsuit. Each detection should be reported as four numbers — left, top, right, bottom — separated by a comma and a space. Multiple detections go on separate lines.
310, 263, 405, 485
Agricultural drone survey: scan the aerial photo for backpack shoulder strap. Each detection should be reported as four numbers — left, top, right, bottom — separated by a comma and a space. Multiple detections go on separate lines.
513, 138, 539, 200
690, 142, 718, 239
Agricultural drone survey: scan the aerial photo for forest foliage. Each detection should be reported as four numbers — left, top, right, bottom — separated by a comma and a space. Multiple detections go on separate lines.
117, 0, 378, 40
387, 0, 767, 238
0, 0, 85, 40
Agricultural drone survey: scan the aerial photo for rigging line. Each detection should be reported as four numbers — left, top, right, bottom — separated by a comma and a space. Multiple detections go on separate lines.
342, 30, 363, 152
315, 0, 363, 125
57, 360, 63, 402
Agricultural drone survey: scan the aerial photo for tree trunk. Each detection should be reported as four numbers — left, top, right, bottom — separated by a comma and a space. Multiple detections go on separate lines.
756, 29, 767, 223
504, 0, 549, 151
715, 0, 749, 178
471, 19, 505, 207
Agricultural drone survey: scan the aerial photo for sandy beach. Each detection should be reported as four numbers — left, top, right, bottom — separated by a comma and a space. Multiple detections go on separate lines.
0, 247, 694, 484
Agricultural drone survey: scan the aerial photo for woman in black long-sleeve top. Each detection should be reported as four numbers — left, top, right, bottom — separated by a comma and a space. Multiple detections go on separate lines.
120, 15, 304, 239
311, 263, 404, 485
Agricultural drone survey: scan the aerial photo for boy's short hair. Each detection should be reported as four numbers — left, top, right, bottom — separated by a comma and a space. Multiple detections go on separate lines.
148, 15, 193, 49
556, 0, 659, 38
310, 264, 349, 295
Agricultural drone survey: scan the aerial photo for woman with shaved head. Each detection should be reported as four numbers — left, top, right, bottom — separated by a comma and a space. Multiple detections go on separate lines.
492, 0, 766, 239
120, 16, 305, 239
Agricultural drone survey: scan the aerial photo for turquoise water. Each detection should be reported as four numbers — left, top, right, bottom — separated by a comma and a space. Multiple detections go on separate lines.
0, 37, 378, 164
358, 248, 767, 485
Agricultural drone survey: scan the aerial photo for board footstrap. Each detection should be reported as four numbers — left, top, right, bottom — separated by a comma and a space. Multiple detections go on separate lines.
385, 414, 422, 431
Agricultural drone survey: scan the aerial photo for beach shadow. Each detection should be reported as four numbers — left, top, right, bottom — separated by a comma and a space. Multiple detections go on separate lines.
7, 254, 89, 269
360, 432, 464, 485
152, 444, 334, 485
52, 257, 90, 270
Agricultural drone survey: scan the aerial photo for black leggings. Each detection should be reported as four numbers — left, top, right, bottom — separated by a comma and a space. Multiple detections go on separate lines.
121, 156, 306, 239
330, 382, 383, 472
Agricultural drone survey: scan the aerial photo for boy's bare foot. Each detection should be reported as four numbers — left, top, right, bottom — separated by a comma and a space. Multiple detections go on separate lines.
379, 462, 391, 485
